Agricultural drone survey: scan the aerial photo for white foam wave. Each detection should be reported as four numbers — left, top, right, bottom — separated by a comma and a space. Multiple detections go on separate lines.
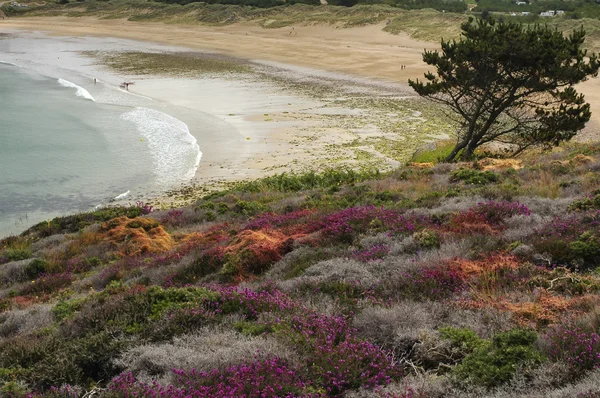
121, 107, 202, 186
57, 78, 95, 101
0, 61, 20, 68
114, 190, 130, 200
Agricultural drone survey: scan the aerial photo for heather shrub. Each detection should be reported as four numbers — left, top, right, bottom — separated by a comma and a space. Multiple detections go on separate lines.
470, 201, 531, 225
300, 258, 376, 285
351, 243, 390, 262
449, 329, 544, 387
346, 374, 452, 398
267, 246, 342, 280
532, 213, 600, 269
275, 312, 400, 395
542, 323, 600, 371
394, 264, 466, 300
316, 206, 426, 244
514, 196, 572, 218
0, 304, 53, 338
0, 259, 32, 286
503, 214, 552, 242
115, 327, 296, 386
19, 273, 72, 296
108, 356, 320, 398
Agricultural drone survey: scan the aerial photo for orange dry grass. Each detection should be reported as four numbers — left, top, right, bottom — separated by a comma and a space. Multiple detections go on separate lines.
224, 229, 294, 277
101, 217, 174, 256
450, 254, 520, 277
478, 158, 523, 171
499, 291, 596, 328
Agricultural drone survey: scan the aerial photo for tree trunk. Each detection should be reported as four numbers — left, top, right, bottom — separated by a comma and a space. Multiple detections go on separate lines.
445, 139, 469, 162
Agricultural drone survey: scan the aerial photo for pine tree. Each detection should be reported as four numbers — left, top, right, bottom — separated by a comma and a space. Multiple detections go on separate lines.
409, 17, 600, 161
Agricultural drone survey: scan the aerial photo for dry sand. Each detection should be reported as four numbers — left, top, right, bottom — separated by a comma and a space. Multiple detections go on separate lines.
0, 17, 435, 83
4, 15, 600, 127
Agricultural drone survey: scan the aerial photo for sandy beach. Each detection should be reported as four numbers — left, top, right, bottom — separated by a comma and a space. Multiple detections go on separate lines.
1, 16, 599, 206
3, 16, 600, 126
0, 22, 451, 191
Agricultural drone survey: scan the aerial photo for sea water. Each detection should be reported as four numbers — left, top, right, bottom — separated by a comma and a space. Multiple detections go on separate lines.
0, 64, 201, 237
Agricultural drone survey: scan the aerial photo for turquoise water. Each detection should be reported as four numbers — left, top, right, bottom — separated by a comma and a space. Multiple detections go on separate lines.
0, 64, 200, 237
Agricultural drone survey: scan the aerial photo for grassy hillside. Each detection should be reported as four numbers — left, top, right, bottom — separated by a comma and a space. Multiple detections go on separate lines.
6, 1, 600, 51
2, 143, 600, 396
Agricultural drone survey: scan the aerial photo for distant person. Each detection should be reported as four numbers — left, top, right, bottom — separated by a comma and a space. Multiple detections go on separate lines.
94, 78, 97, 84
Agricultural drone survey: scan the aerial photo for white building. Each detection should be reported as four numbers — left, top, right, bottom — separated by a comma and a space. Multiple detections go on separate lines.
540, 10, 555, 16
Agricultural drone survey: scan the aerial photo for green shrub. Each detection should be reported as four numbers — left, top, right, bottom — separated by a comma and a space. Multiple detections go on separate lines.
4, 247, 32, 262
440, 327, 484, 355
53, 297, 87, 322
233, 320, 273, 336
569, 232, 600, 259
569, 194, 600, 211
236, 168, 381, 193
24, 259, 48, 280
233, 200, 267, 216
451, 169, 499, 185
412, 229, 441, 249
450, 329, 544, 387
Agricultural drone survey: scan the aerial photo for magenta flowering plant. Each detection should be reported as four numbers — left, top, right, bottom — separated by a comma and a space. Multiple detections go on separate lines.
396, 264, 467, 300
275, 312, 401, 396
543, 323, 600, 371
107, 357, 323, 398
245, 209, 316, 231
351, 244, 390, 262
470, 201, 531, 225
314, 206, 429, 243
135, 201, 153, 215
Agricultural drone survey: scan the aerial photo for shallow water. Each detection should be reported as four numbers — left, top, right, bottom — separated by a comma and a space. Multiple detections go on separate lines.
0, 64, 200, 237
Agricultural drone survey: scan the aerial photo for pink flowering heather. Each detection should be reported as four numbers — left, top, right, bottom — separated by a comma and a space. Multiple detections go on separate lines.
24, 385, 80, 398
245, 209, 317, 231
536, 212, 600, 241
397, 264, 466, 300
543, 324, 600, 370
278, 312, 401, 396
351, 244, 390, 262
470, 201, 531, 225
315, 206, 428, 243
107, 357, 321, 398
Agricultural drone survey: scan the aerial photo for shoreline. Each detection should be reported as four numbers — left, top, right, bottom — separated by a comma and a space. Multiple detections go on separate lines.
4, 16, 600, 128
2, 16, 600, 236
0, 29, 448, 237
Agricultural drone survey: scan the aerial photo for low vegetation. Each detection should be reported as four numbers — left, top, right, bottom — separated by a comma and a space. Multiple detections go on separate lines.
1, 142, 600, 396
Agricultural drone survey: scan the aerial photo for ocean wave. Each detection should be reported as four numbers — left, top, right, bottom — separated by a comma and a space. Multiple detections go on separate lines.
0, 61, 20, 68
113, 190, 130, 200
57, 78, 95, 102
121, 107, 202, 186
